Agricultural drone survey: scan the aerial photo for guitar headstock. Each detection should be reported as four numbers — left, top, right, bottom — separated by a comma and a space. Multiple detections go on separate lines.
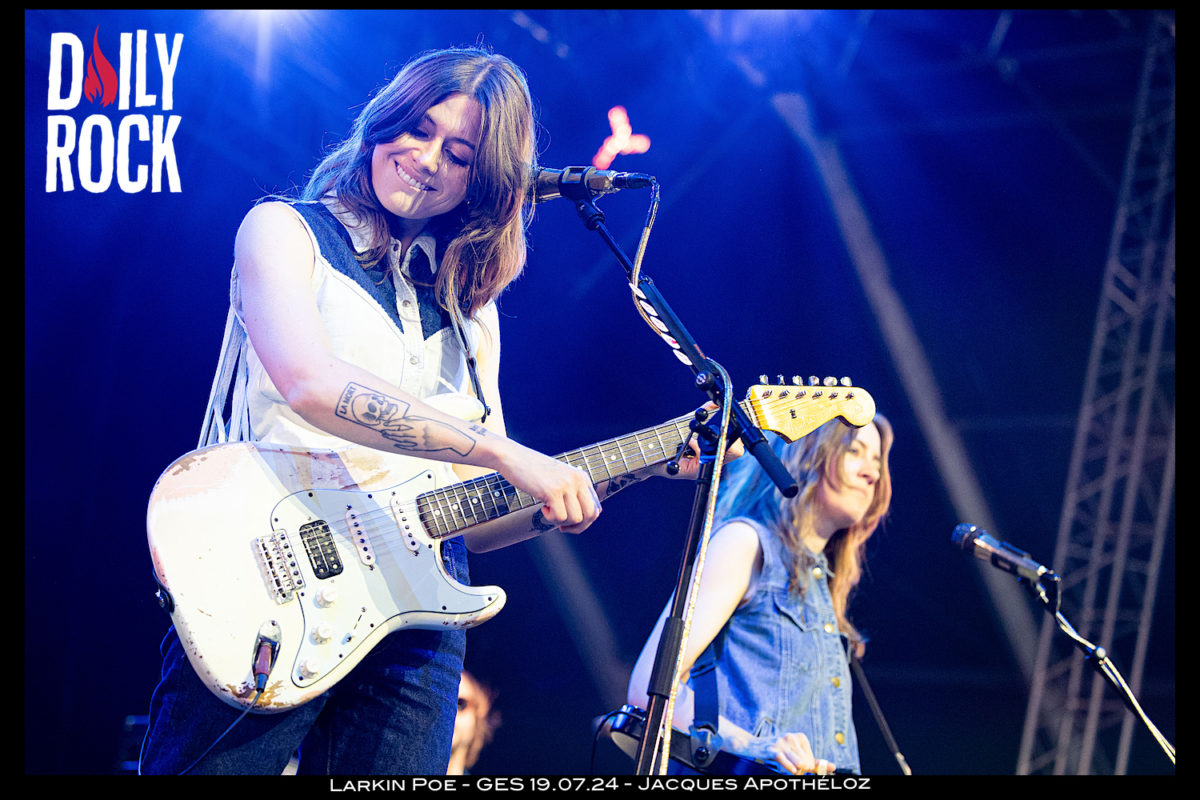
746, 375, 876, 442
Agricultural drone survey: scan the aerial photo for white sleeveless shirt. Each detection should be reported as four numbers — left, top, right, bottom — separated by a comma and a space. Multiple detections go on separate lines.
218, 199, 494, 486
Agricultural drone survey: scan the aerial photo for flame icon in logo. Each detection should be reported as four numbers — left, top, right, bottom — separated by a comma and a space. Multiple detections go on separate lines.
82, 26, 117, 107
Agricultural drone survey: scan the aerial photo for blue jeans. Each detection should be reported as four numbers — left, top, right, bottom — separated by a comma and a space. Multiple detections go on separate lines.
139, 539, 469, 775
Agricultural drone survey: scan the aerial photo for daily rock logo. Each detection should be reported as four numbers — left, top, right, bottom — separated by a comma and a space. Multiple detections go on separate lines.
45, 26, 184, 193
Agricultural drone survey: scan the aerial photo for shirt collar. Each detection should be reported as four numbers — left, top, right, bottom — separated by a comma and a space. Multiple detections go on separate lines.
322, 195, 438, 275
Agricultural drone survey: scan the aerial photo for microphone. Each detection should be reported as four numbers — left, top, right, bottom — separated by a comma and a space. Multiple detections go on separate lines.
951, 523, 1056, 583
531, 166, 654, 204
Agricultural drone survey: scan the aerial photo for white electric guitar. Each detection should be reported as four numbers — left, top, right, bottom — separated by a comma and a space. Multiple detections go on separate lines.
147, 381, 875, 713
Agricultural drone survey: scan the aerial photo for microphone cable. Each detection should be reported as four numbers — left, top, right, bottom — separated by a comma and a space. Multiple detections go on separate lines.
625, 179, 664, 338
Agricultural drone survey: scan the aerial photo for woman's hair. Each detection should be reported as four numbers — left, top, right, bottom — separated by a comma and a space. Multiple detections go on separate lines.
714, 416, 894, 653
303, 46, 536, 318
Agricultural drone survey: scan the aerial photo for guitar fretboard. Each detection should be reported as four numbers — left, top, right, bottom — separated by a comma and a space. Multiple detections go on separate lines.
414, 404, 747, 540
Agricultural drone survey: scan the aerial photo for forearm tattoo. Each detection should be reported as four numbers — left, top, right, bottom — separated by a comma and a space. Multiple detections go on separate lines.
336, 382, 477, 457
604, 473, 639, 498
530, 510, 556, 533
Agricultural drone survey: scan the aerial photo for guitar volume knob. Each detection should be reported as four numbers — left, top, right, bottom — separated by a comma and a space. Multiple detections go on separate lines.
298, 658, 323, 680
314, 587, 339, 608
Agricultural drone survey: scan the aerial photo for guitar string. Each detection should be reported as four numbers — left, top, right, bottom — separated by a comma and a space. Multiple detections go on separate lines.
285, 392, 860, 557
310, 415, 698, 553
312, 403, 709, 545
281, 392, 861, 561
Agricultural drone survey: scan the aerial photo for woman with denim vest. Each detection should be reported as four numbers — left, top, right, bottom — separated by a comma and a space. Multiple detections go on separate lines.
628, 416, 893, 775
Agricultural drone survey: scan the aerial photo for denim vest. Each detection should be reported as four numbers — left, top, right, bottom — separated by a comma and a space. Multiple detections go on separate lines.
690, 517, 861, 773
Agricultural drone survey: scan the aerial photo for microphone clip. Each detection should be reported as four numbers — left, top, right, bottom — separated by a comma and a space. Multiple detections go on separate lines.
1024, 565, 1061, 610
555, 166, 604, 203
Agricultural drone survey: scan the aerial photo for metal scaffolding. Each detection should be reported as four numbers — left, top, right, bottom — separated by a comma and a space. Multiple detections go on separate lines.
1017, 11, 1175, 775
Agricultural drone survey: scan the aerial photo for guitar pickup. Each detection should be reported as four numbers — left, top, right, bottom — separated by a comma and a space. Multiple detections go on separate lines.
344, 507, 377, 568
391, 495, 423, 555
298, 520, 343, 580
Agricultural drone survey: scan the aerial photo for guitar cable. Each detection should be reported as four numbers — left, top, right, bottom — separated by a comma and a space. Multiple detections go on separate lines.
589, 708, 626, 774
138, 637, 278, 775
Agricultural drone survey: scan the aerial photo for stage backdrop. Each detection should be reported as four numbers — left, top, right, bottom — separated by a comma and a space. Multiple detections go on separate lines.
26, 9, 1172, 776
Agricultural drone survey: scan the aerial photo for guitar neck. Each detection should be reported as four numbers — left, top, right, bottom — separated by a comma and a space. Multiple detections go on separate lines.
416, 402, 748, 540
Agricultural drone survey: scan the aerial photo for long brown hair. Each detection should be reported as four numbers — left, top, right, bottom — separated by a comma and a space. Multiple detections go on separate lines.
303, 46, 536, 318
714, 416, 894, 653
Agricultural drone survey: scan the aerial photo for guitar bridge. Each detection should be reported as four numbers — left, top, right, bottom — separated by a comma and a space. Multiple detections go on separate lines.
254, 530, 304, 603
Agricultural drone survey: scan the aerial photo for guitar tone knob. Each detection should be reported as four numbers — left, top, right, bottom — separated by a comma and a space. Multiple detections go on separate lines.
298, 659, 323, 679
311, 623, 334, 644
314, 587, 339, 608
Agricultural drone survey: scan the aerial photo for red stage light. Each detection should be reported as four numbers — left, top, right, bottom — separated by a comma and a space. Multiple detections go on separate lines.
593, 106, 650, 170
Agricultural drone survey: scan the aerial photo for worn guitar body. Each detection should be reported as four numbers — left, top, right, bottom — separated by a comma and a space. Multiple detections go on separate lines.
147, 382, 875, 713
147, 442, 505, 713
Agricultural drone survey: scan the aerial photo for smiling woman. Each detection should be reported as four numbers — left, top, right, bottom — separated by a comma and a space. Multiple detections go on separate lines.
136, 45, 610, 777
369, 93, 483, 247
136, 39, 722, 779
627, 416, 894, 776
302, 47, 537, 319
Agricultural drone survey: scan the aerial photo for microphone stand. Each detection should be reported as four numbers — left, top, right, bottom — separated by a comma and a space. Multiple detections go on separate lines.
849, 655, 912, 775
1021, 573, 1176, 767
555, 172, 798, 775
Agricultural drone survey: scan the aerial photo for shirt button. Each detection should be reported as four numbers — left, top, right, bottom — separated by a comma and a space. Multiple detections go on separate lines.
824, 623, 835, 634
835, 732, 846, 745
812, 567, 823, 579
831, 677, 841, 688
410, 356, 420, 365
402, 299, 412, 308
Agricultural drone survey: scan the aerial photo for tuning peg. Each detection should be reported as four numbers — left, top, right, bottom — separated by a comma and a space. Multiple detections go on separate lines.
759, 374, 769, 384
791, 375, 802, 385
840, 377, 852, 387
823, 376, 838, 387
777, 374, 787, 385
808, 376, 820, 386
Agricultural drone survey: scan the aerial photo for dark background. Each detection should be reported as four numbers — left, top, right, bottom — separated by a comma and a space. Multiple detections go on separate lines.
25, 10, 1173, 776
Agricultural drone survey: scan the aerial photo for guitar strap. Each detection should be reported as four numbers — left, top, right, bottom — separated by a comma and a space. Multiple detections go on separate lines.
445, 292, 490, 424
198, 300, 249, 448
688, 636, 724, 770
